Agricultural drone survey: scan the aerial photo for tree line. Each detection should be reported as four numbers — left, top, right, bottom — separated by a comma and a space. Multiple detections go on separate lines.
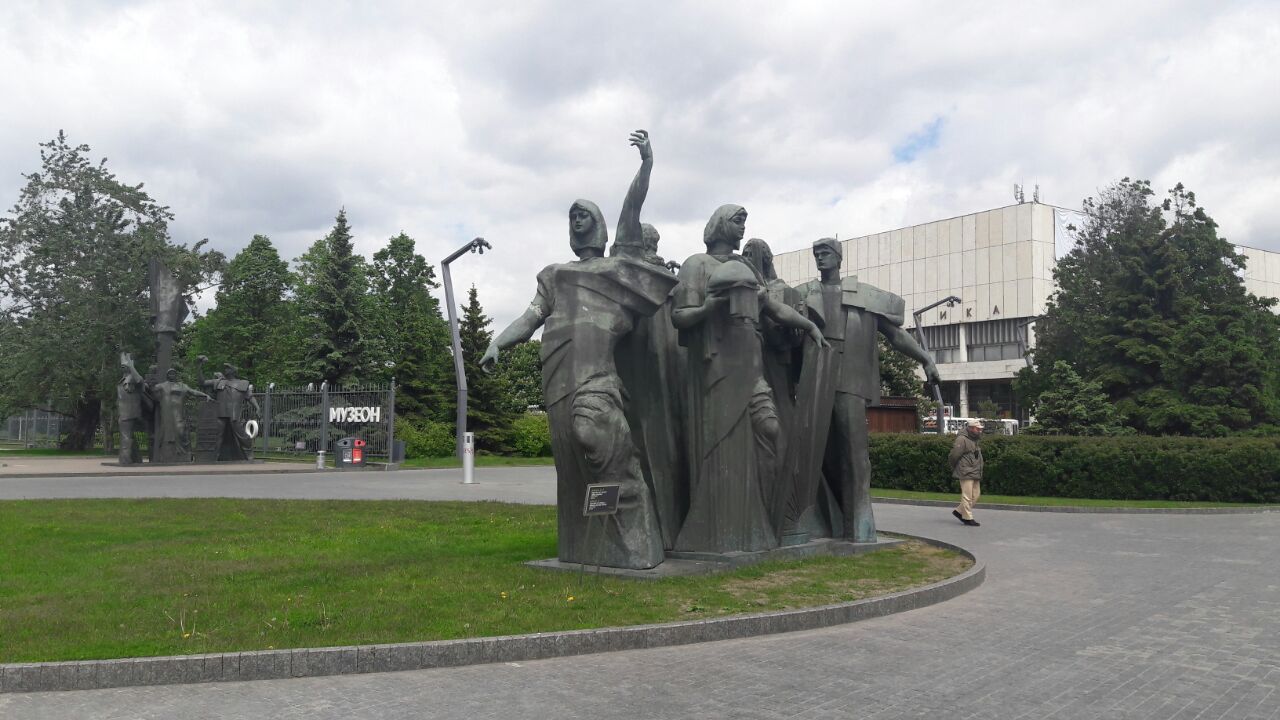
0, 133, 539, 451
3, 135, 1277, 449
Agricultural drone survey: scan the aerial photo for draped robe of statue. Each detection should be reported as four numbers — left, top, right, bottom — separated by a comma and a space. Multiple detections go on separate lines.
672, 251, 780, 554
613, 232, 688, 551
536, 256, 678, 569
150, 379, 203, 463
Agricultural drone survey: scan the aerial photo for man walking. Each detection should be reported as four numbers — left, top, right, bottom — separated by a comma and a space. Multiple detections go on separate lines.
950, 419, 984, 526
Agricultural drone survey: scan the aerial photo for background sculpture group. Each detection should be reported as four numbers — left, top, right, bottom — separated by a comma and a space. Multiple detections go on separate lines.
116, 259, 259, 465
484, 131, 941, 570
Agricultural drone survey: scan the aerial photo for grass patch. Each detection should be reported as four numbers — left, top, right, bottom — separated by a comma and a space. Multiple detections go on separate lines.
0, 499, 967, 663
871, 487, 1275, 508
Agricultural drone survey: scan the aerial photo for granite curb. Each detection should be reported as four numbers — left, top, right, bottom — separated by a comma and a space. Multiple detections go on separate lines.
873, 496, 1279, 515
0, 533, 983, 694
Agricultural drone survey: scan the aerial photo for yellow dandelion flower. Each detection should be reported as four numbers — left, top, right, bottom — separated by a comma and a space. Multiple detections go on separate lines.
567, 595, 575, 602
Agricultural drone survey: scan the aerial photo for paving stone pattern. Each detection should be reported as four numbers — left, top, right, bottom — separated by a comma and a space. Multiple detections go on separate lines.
2, 475, 1278, 718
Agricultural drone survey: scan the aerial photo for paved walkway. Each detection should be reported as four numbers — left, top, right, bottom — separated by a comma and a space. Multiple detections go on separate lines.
0, 455, 315, 477
2, 470, 1278, 719
0, 465, 555, 503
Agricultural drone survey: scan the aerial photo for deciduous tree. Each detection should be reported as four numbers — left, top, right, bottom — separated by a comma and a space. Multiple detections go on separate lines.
0, 132, 223, 448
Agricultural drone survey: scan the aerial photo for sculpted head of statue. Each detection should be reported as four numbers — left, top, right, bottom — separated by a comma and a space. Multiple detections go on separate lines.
742, 238, 776, 280
569, 200, 608, 257
704, 204, 747, 253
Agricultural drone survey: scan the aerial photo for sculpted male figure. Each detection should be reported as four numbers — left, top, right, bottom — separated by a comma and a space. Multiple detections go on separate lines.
790, 238, 940, 542
197, 357, 259, 461
482, 130, 677, 569
116, 352, 151, 464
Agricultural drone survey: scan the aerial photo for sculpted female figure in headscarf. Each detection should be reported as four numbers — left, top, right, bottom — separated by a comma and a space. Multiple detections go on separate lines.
670, 206, 826, 553
482, 131, 677, 569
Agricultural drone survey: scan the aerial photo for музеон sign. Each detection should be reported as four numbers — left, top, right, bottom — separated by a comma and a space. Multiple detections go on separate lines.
329, 405, 383, 423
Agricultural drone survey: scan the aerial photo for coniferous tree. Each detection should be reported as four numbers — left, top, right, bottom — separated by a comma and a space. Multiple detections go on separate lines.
367, 233, 453, 419
183, 235, 294, 383
295, 209, 369, 386
1023, 361, 1128, 435
457, 285, 514, 452
1021, 179, 1280, 436
494, 340, 543, 414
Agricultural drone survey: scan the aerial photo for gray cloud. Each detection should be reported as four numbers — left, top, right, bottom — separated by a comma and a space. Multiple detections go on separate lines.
2, 0, 1278, 331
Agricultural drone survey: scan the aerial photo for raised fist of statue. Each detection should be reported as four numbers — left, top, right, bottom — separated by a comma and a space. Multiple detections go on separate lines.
629, 129, 651, 161
120, 351, 134, 370
480, 343, 500, 374
197, 355, 209, 365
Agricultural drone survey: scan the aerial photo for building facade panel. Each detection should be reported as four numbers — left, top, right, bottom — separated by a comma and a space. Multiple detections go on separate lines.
772, 202, 1280, 421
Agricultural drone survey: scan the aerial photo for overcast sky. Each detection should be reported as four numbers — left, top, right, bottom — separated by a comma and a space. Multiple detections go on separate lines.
3, 0, 1278, 328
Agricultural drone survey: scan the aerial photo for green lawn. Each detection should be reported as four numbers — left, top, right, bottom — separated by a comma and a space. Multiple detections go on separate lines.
871, 487, 1276, 509
0, 499, 968, 663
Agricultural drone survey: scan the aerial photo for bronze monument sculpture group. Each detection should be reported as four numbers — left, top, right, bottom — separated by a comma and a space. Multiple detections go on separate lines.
484, 131, 941, 569
115, 259, 258, 465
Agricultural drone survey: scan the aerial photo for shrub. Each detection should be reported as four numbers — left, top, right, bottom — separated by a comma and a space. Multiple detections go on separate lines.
510, 413, 552, 457
398, 418, 456, 458
869, 433, 1280, 503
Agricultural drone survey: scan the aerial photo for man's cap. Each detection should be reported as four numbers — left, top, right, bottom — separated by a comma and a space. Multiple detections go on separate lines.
967, 418, 984, 428
813, 237, 843, 257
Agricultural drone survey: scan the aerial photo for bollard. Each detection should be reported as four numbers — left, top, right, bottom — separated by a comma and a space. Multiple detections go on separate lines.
316, 450, 325, 470
462, 432, 476, 484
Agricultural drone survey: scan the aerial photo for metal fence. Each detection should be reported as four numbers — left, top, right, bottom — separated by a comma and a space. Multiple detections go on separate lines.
1, 410, 71, 448
255, 381, 396, 462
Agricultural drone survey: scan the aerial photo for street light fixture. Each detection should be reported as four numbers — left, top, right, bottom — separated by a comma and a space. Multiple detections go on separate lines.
912, 295, 961, 435
441, 237, 492, 467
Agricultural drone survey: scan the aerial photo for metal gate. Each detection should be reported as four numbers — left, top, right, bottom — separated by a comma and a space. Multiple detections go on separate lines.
254, 381, 396, 462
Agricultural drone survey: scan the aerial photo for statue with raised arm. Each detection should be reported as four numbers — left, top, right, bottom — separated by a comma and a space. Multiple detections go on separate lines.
482, 130, 678, 570
196, 356, 260, 461
785, 238, 941, 543
116, 352, 152, 464
670, 206, 827, 554
149, 367, 211, 463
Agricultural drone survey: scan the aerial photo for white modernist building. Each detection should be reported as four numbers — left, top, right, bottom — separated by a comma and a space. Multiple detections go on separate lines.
772, 201, 1280, 422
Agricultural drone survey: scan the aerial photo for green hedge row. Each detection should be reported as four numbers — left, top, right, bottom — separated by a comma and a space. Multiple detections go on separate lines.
397, 414, 553, 459
869, 434, 1280, 503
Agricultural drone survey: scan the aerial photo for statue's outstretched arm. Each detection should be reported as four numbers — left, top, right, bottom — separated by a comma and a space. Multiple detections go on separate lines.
613, 130, 652, 254
481, 304, 545, 372
879, 319, 941, 384
763, 294, 827, 347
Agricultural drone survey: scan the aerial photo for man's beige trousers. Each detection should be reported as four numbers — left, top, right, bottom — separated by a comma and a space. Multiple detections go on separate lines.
956, 479, 981, 520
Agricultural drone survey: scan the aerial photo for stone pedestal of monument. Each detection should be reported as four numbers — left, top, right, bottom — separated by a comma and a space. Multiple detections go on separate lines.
527, 535, 904, 580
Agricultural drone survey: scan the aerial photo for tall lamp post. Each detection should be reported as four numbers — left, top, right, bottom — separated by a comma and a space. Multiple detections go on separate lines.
441, 237, 492, 465
912, 295, 962, 435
